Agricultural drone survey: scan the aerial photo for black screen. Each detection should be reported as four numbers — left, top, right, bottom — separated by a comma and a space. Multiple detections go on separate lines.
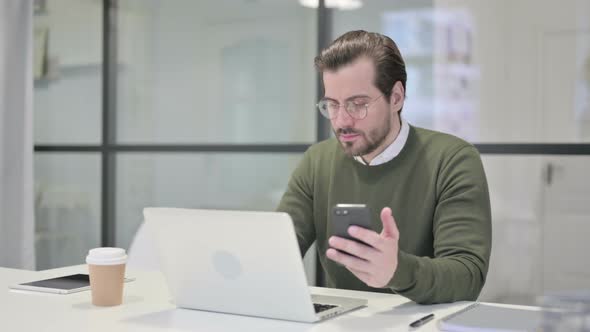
21, 274, 90, 290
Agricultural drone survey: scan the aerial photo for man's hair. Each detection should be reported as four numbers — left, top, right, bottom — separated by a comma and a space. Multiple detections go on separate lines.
314, 30, 407, 102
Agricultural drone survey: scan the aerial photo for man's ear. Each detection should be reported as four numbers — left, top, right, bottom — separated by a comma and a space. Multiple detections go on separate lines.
389, 81, 405, 112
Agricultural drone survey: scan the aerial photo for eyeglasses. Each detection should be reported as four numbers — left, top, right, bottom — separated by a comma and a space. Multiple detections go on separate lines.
316, 95, 384, 120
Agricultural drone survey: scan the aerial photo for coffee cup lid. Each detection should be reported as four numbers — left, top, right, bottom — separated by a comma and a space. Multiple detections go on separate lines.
86, 247, 127, 265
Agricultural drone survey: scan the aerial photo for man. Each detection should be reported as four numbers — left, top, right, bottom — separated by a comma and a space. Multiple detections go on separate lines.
277, 30, 492, 304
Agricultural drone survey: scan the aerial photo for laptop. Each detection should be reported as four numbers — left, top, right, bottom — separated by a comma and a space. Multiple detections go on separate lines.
143, 207, 367, 323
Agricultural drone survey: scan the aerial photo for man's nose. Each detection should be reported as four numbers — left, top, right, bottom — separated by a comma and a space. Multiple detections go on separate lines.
331, 106, 354, 129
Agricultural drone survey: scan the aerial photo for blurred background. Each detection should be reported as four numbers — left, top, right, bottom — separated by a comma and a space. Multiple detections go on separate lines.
28, 0, 590, 305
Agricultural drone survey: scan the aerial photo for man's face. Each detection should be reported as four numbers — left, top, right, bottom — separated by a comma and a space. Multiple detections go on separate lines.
322, 57, 401, 160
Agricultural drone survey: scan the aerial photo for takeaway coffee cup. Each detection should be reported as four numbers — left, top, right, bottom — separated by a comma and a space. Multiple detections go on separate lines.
86, 247, 127, 306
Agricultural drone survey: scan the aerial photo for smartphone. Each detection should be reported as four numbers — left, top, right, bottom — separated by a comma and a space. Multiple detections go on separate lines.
9, 273, 135, 294
331, 204, 372, 244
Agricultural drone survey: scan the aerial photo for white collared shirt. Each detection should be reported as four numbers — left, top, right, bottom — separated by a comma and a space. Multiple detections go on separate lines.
353, 118, 410, 166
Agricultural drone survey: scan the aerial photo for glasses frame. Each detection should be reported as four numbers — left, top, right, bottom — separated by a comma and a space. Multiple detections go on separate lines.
316, 94, 384, 120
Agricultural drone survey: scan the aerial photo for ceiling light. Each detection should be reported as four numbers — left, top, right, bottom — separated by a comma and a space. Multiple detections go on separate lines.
299, 0, 363, 10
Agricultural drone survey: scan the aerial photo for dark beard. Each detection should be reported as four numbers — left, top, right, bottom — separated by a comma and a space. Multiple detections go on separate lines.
335, 113, 392, 157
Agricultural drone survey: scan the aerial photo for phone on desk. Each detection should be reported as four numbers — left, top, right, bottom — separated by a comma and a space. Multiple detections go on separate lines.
331, 204, 373, 245
9, 274, 135, 294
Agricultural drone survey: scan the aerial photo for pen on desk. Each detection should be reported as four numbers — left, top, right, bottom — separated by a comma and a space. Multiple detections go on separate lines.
409, 313, 435, 328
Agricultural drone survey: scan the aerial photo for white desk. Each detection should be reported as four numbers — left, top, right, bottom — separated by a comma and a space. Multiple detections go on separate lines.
0, 265, 525, 331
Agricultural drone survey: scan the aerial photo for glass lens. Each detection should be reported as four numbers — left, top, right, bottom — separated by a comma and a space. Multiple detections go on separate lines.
346, 101, 366, 119
317, 100, 334, 118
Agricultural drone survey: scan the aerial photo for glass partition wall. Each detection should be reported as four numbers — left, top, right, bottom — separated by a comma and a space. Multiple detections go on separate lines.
330, 0, 590, 304
34, 0, 318, 272
34, 0, 590, 303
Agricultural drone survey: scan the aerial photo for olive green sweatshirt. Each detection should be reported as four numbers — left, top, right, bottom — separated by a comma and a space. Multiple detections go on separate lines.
277, 125, 492, 304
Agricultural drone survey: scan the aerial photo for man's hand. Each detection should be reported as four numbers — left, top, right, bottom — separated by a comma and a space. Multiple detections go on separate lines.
326, 207, 400, 288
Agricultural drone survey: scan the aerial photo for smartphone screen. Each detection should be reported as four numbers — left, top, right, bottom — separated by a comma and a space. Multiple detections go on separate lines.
20, 274, 90, 290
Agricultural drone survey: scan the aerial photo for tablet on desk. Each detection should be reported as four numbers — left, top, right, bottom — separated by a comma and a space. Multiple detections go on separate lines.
439, 303, 542, 332
9, 273, 135, 294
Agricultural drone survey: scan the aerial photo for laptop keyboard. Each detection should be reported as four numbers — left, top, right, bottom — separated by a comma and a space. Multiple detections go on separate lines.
314, 303, 338, 313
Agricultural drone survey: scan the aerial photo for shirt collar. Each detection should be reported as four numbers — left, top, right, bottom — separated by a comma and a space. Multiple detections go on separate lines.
354, 117, 410, 166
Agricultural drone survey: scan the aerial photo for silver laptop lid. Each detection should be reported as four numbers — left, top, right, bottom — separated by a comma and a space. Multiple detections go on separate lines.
143, 207, 318, 322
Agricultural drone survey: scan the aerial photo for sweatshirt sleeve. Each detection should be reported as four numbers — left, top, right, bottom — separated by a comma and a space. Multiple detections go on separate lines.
388, 145, 492, 304
276, 149, 316, 256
